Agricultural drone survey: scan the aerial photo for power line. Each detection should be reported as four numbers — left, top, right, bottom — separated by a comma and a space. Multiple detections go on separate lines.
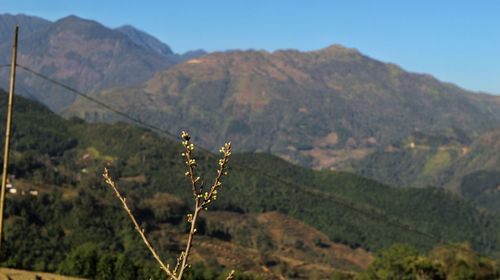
11, 64, 484, 246
246, 166, 441, 241
16, 64, 179, 142
13, 64, 496, 257
9, 64, 453, 177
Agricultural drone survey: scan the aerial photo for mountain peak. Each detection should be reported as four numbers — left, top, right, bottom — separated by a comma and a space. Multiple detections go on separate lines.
115, 24, 174, 57
55, 14, 87, 24
52, 14, 109, 34
317, 44, 361, 56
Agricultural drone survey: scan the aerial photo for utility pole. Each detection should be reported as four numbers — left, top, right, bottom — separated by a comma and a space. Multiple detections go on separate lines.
0, 26, 19, 253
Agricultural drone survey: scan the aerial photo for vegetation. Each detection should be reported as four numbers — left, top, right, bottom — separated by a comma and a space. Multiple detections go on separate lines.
332, 243, 499, 279
0, 92, 498, 278
352, 127, 500, 217
460, 170, 500, 214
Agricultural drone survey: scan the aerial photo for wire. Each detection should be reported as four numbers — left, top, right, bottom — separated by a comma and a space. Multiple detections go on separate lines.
3, 64, 413, 182
247, 165, 441, 241
13, 64, 496, 257
16, 64, 179, 142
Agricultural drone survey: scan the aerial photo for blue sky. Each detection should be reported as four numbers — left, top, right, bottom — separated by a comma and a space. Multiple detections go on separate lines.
1, 0, 500, 95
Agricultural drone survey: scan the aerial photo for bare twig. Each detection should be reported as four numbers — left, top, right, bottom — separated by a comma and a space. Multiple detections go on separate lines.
103, 168, 177, 279
225, 270, 235, 280
173, 251, 184, 276
103, 131, 232, 280
176, 131, 232, 279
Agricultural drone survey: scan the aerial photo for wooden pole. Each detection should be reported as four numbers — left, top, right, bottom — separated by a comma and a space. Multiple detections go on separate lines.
0, 26, 19, 252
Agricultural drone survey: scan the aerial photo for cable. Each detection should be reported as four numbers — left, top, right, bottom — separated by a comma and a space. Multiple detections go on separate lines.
13, 64, 497, 257
4, 64, 423, 184
246, 165, 440, 242
11, 64, 481, 243
16, 64, 179, 142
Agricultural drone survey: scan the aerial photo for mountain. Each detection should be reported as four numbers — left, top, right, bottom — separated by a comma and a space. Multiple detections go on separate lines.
0, 15, 176, 110
115, 25, 208, 63
65, 45, 500, 173
178, 49, 208, 61
0, 14, 206, 111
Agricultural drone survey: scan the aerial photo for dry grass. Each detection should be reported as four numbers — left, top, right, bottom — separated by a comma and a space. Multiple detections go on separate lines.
197, 211, 373, 279
0, 268, 85, 280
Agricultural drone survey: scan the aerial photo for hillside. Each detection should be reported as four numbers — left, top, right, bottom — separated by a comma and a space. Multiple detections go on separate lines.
65, 45, 500, 176
0, 14, 205, 111
347, 128, 471, 188
346, 127, 500, 215
445, 128, 500, 213
0, 91, 498, 279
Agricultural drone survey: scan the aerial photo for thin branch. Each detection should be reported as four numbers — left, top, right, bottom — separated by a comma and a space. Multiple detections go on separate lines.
103, 131, 233, 280
176, 132, 232, 279
201, 142, 231, 208
177, 131, 201, 279
173, 251, 184, 275
225, 270, 235, 280
181, 131, 199, 199
177, 205, 201, 279
103, 168, 178, 280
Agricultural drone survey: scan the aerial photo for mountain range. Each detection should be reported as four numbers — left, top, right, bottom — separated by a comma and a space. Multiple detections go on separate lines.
0, 14, 205, 110
64, 41, 500, 203
1, 13, 500, 212
66, 44, 500, 152
0, 15, 500, 205
1, 13, 500, 278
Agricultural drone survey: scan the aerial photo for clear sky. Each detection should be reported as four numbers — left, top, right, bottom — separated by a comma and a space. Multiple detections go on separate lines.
1, 0, 499, 95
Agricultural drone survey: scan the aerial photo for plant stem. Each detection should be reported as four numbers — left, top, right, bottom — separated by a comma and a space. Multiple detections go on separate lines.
103, 168, 177, 279
177, 202, 201, 279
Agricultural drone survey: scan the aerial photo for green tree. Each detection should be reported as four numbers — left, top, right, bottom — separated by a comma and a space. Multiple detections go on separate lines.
362, 244, 421, 280
96, 254, 115, 280
428, 244, 499, 280
114, 254, 138, 280
58, 243, 98, 278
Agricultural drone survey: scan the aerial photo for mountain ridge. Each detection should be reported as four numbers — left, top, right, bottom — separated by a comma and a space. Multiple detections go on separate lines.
115, 24, 175, 57
66, 44, 500, 173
